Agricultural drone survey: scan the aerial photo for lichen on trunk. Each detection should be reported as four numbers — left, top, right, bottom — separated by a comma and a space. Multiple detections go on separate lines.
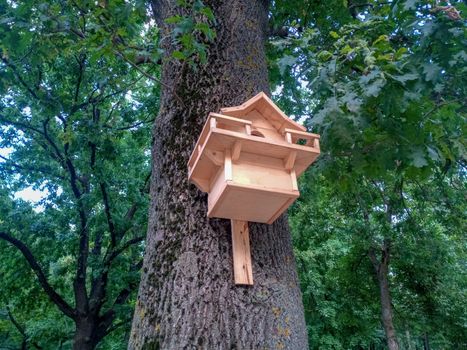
129, 1, 308, 349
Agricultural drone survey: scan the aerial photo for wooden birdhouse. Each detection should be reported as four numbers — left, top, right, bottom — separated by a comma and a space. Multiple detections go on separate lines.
188, 92, 320, 285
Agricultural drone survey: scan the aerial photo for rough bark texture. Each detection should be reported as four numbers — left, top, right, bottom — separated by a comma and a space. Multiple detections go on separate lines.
370, 241, 399, 350
73, 318, 98, 350
128, 1, 308, 349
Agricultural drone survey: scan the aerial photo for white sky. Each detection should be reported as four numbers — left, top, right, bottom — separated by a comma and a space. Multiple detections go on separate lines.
1, 146, 48, 205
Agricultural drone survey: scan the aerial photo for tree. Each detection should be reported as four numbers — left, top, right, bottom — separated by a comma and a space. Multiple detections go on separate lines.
276, 1, 466, 348
129, 1, 309, 349
0, 1, 157, 348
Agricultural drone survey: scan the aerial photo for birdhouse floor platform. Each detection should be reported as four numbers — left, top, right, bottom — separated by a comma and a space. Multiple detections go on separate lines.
209, 181, 299, 224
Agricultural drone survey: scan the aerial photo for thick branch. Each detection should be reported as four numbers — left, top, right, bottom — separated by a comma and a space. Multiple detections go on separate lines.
104, 236, 145, 267
0, 154, 65, 181
6, 306, 26, 338
100, 182, 117, 247
0, 232, 76, 319
1, 58, 40, 100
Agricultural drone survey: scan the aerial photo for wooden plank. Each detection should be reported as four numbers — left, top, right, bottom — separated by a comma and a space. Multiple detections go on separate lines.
220, 92, 307, 132
208, 181, 299, 223
232, 140, 242, 162
284, 150, 297, 170
283, 127, 321, 139
210, 117, 217, 129
225, 149, 232, 181
267, 197, 297, 224
231, 220, 253, 285
283, 127, 320, 146
209, 113, 252, 127
313, 138, 320, 152
205, 149, 223, 166
291, 169, 298, 191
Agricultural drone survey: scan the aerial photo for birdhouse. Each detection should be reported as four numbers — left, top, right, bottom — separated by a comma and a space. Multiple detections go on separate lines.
187, 92, 320, 285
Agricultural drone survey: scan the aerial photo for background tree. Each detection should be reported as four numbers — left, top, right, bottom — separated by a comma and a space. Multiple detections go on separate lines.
275, 0, 466, 348
0, 1, 158, 348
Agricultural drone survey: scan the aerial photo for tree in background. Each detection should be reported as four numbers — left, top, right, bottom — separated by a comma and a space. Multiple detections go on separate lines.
0, 1, 158, 348
274, 0, 466, 348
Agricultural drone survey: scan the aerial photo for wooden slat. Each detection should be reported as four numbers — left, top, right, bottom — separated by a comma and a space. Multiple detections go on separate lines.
187, 114, 215, 169
205, 149, 223, 166
231, 220, 253, 285
189, 128, 320, 187
225, 149, 232, 181
313, 138, 320, 152
283, 128, 320, 147
291, 169, 298, 191
210, 117, 217, 129
232, 140, 242, 162
284, 150, 297, 170
220, 92, 307, 132
209, 113, 252, 127
267, 197, 297, 224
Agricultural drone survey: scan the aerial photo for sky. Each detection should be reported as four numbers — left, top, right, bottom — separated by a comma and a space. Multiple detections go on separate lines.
0, 146, 47, 205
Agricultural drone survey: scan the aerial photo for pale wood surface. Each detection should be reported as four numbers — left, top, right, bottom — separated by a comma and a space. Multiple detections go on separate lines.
220, 92, 306, 132
208, 182, 299, 223
232, 140, 242, 162
187, 92, 320, 224
231, 220, 253, 285
224, 149, 232, 181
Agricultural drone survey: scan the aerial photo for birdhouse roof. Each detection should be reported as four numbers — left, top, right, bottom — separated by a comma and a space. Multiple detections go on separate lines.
220, 92, 306, 133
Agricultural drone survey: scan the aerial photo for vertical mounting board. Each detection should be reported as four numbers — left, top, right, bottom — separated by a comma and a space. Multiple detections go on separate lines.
231, 220, 253, 285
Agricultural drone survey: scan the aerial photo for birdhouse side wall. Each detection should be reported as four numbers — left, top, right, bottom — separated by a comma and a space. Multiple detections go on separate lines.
232, 158, 294, 192
207, 166, 227, 213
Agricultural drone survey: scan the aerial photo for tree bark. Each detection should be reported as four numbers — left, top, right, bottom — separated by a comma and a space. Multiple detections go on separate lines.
423, 333, 430, 350
129, 1, 308, 349
72, 318, 99, 350
369, 241, 399, 350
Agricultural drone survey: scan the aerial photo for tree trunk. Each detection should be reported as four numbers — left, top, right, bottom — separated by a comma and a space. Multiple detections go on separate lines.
423, 333, 430, 350
405, 328, 414, 350
369, 241, 399, 350
378, 263, 399, 350
129, 1, 308, 349
72, 317, 100, 350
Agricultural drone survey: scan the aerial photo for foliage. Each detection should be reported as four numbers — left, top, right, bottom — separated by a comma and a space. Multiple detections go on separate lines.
0, 0, 156, 348
0, 0, 465, 348
278, 0, 467, 348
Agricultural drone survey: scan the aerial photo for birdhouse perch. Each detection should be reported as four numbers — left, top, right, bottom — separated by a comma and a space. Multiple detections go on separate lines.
188, 92, 320, 285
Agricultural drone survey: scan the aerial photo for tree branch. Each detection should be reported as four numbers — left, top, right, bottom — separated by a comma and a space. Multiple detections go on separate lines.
6, 306, 26, 339
0, 154, 65, 181
0, 232, 76, 319
104, 236, 145, 267
1, 58, 40, 100
100, 182, 117, 247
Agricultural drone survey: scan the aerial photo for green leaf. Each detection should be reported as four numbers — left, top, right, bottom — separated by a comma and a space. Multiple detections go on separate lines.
422, 63, 442, 82
278, 55, 297, 75
172, 50, 186, 60
410, 148, 428, 167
